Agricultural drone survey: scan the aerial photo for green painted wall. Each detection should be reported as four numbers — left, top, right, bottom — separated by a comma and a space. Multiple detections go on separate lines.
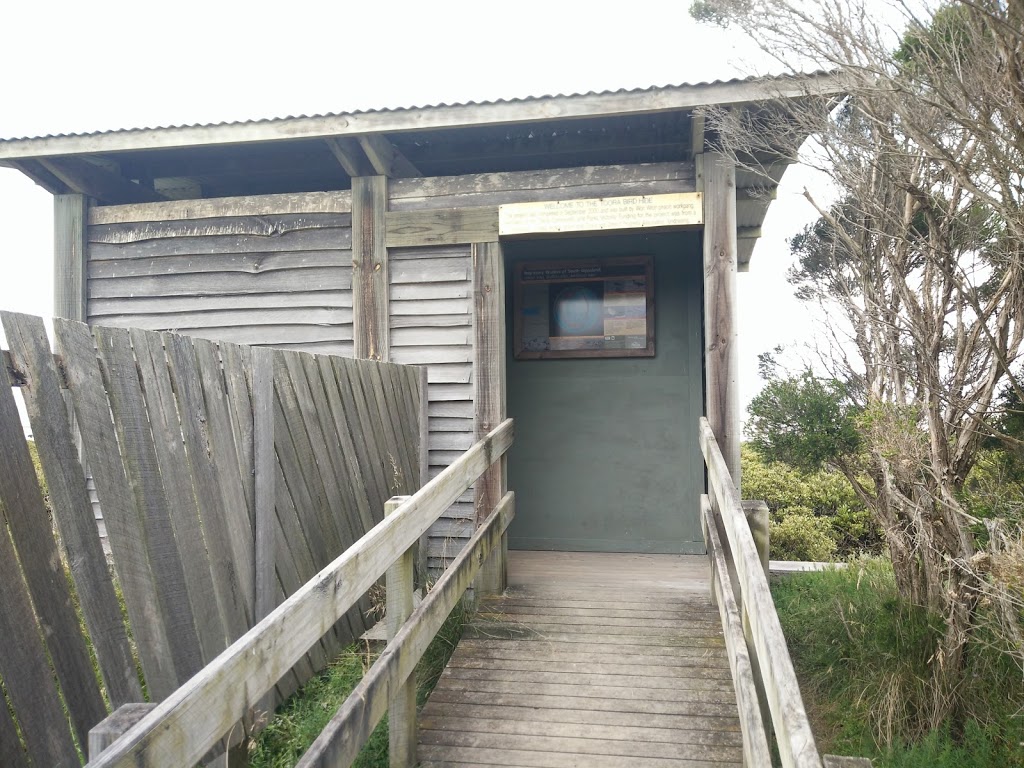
504, 232, 705, 554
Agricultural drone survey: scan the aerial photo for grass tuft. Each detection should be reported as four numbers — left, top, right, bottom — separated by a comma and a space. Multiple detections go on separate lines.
249, 597, 466, 767
773, 558, 1024, 766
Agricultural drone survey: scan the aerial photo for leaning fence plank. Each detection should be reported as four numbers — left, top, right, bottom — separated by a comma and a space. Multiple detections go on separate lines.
95, 325, 204, 684
332, 355, 388, 518
253, 347, 276, 626
55, 317, 179, 699
700, 417, 822, 768
193, 337, 256, 614
131, 328, 226, 665
702, 494, 772, 768
0, 685, 30, 768
2, 311, 142, 707
85, 418, 513, 768
221, 341, 256, 528
298, 491, 516, 768
315, 354, 376, 535
163, 333, 252, 638
0, 520, 79, 768
0, 345, 107, 747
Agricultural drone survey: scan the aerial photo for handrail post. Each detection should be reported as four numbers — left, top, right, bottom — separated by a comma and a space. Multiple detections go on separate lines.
385, 496, 417, 768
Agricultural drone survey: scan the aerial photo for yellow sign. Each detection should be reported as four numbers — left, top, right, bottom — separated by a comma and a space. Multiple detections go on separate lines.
498, 193, 703, 236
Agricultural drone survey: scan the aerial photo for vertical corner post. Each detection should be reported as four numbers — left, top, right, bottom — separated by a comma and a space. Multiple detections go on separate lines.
54, 193, 88, 322
472, 241, 507, 596
385, 496, 416, 768
741, 500, 770, 580
702, 152, 741, 490
352, 176, 389, 362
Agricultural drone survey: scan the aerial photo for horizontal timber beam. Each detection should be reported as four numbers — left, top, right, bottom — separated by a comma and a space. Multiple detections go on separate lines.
385, 207, 498, 247
40, 157, 166, 205
0, 73, 847, 160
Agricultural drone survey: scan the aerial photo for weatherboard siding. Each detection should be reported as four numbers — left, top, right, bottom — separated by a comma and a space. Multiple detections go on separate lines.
389, 245, 476, 576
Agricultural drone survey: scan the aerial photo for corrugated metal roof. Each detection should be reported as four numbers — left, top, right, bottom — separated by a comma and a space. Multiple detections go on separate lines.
0, 73, 838, 146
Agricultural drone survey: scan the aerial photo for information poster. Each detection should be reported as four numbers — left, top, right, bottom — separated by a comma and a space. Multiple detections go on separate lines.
514, 256, 654, 359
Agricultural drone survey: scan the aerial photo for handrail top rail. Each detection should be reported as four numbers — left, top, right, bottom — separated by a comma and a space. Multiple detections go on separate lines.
87, 417, 515, 768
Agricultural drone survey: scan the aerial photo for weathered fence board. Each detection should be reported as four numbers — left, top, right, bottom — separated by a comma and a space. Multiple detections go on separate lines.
1, 312, 423, 767
0, 356, 108, 750
95, 325, 206, 683
2, 311, 143, 707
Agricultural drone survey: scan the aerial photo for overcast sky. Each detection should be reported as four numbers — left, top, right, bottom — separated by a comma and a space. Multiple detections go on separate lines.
0, 0, 824, 421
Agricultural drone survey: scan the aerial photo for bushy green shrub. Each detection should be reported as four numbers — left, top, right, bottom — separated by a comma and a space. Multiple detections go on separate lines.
742, 444, 882, 558
769, 510, 837, 561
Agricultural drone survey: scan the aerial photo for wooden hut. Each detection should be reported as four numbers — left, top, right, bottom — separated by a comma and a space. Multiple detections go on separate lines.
0, 76, 838, 576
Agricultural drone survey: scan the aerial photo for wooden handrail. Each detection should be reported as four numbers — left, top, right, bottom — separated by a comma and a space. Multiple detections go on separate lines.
699, 416, 822, 768
86, 418, 515, 768
297, 491, 515, 767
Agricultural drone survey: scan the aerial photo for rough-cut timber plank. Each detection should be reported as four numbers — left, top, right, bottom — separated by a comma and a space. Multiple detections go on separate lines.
131, 329, 226, 664
89, 226, 351, 260
84, 420, 513, 768
89, 191, 352, 224
703, 152, 741, 487
0, 349, 107, 749
419, 708, 741, 746
55, 194, 88, 321
389, 162, 697, 210
417, 730, 743, 763
0, 690, 29, 768
55, 318, 179, 697
352, 175, 389, 361
417, 744, 728, 768
701, 418, 822, 768
89, 212, 352, 244
385, 207, 499, 247
163, 333, 252, 638
193, 338, 257, 614
94, 325, 205, 683
0, 379, 81, 768
88, 266, 350, 299
419, 702, 741, 740
703, 494, 771, 767
89, 249, 348, 278
2, 311, 143, 707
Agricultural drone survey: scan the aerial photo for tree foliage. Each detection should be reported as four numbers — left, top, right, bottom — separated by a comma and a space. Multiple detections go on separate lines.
693, 0, 1024, 732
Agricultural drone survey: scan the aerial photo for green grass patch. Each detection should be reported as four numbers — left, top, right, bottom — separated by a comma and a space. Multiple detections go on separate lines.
772, 559, 1024, 767
249, 599, 466, 767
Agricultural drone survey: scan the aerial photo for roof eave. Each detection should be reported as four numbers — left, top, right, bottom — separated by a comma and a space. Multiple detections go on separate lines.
0, 73, 845, 162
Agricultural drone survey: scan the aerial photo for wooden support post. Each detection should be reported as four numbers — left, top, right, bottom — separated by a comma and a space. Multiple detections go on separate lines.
352, 176, 389, 362
54, 194, 88, 322
472, 241, 507, 596
742, 500, 770, 580
384, 496, 416, 768
89, 704, 157, 760
415, 366, 430, 590
702, 152, 741, 490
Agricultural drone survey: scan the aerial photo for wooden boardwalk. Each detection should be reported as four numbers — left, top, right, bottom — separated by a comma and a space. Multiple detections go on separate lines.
418, 551, 743, 767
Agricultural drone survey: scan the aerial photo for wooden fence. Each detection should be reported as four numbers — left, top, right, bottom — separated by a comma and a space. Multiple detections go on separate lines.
0, 311, 424, 767
699, 416, 822, 768
83, 418, 514, 768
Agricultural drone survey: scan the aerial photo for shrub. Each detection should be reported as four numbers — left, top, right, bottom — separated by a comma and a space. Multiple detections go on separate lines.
769, 510, 837, 562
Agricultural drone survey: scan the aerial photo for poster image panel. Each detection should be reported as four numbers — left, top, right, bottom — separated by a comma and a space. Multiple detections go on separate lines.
513, 255, 654, 359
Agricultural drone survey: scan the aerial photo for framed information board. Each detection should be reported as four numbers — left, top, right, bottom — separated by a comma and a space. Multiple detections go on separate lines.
513, 256, 654, 359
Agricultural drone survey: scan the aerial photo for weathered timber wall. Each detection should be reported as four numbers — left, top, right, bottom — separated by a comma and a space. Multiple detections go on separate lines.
83, 160, 697, 575
389, 244, 476, 574
0, 313, 421, 767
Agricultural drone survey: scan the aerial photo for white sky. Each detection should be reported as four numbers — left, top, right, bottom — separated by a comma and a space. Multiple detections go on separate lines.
0, 0, 823, 421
